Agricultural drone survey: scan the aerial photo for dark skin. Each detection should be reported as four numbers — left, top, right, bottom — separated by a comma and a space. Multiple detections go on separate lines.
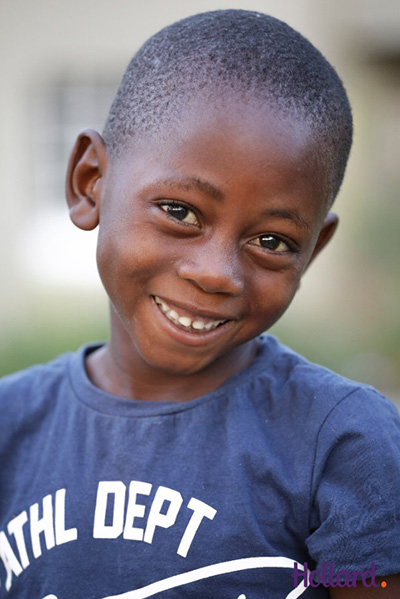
66, 97, 400, 596
67, 99, 336, 401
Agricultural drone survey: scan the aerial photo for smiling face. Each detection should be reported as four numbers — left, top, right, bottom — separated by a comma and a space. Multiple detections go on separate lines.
68, 97, 337, 400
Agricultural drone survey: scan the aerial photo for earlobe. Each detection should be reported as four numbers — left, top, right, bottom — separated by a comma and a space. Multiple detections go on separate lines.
306, 211, 339, 269
65, 129, 108, 231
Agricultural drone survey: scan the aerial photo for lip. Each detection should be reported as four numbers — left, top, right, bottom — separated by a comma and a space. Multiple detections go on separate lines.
150, 296, 236, 347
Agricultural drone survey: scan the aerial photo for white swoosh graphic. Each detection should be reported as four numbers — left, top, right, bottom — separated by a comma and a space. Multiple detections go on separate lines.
102, 556, 307, 599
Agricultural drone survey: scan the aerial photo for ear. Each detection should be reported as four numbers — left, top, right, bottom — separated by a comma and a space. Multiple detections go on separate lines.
65, 129, 108, 230
306, 211, 339, 270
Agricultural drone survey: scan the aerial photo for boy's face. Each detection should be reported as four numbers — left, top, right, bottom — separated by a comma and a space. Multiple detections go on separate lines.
69, 97, 337, 391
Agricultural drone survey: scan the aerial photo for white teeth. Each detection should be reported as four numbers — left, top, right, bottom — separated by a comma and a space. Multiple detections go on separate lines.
178, 316, 192, 328
155, 297, 170, 315
204, 320, 224, 330
168, 309, 179, 321
154, 296, 226, 332
160, 300, 169, 312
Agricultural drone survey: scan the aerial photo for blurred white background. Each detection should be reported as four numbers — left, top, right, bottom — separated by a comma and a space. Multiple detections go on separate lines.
1, 0, 399, 403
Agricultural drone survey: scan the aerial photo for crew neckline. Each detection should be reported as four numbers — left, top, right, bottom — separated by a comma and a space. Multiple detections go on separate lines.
67, 335, 275, 418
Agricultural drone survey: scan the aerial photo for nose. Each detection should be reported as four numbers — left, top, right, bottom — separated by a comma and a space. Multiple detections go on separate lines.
176, 238, 245, 296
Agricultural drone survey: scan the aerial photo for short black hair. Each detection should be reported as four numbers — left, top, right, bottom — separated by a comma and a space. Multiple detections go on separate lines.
103, 9, 353, 205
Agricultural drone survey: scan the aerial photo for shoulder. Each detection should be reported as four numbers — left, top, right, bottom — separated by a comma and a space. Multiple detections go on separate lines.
241, 335, 400, 466
0, 348, 80, 435
253, 334, 399, 422
0, 350, 72, 395
259, 341, 400, 575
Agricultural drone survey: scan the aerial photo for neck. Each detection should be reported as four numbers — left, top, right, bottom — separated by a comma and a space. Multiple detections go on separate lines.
85, 332, 258, 403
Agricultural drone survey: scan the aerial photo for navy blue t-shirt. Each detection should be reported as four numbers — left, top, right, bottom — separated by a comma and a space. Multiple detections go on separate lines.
1, 335, 400, 598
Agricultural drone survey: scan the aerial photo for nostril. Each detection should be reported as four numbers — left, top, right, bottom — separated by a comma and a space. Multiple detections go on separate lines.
176, 258, 244, 296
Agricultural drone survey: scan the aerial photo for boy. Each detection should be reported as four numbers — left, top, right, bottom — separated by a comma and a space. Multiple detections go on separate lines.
1, 9, 400, 599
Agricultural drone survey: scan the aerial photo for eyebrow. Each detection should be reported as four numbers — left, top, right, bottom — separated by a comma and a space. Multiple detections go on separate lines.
154, 178, 311, 231
262, 208, 312, 232
155, 177, 224, 201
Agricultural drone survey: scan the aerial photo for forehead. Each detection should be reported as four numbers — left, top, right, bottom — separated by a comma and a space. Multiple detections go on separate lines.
109, 95, 329, 219
181, 95, 313, 154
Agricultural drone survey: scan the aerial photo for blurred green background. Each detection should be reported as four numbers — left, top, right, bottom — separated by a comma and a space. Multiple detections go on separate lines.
1, 0, 399, 405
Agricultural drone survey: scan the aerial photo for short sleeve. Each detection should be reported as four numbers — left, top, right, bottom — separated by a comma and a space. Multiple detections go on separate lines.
306, 387, 400, 576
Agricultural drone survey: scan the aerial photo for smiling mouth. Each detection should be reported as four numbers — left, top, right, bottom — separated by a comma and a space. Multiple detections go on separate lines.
153, 296, 228, 332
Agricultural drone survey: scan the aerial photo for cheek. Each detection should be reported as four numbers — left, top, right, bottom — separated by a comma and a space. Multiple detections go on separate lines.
96, 221, 161, 301
249, 270, 302, 324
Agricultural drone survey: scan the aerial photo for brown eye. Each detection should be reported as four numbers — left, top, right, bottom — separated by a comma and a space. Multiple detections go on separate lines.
160, 203, 198, 225
251, 234, 290, 253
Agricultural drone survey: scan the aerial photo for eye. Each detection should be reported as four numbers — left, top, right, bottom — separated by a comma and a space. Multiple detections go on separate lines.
159, 202, 199, 226
249, 234, 292, 253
